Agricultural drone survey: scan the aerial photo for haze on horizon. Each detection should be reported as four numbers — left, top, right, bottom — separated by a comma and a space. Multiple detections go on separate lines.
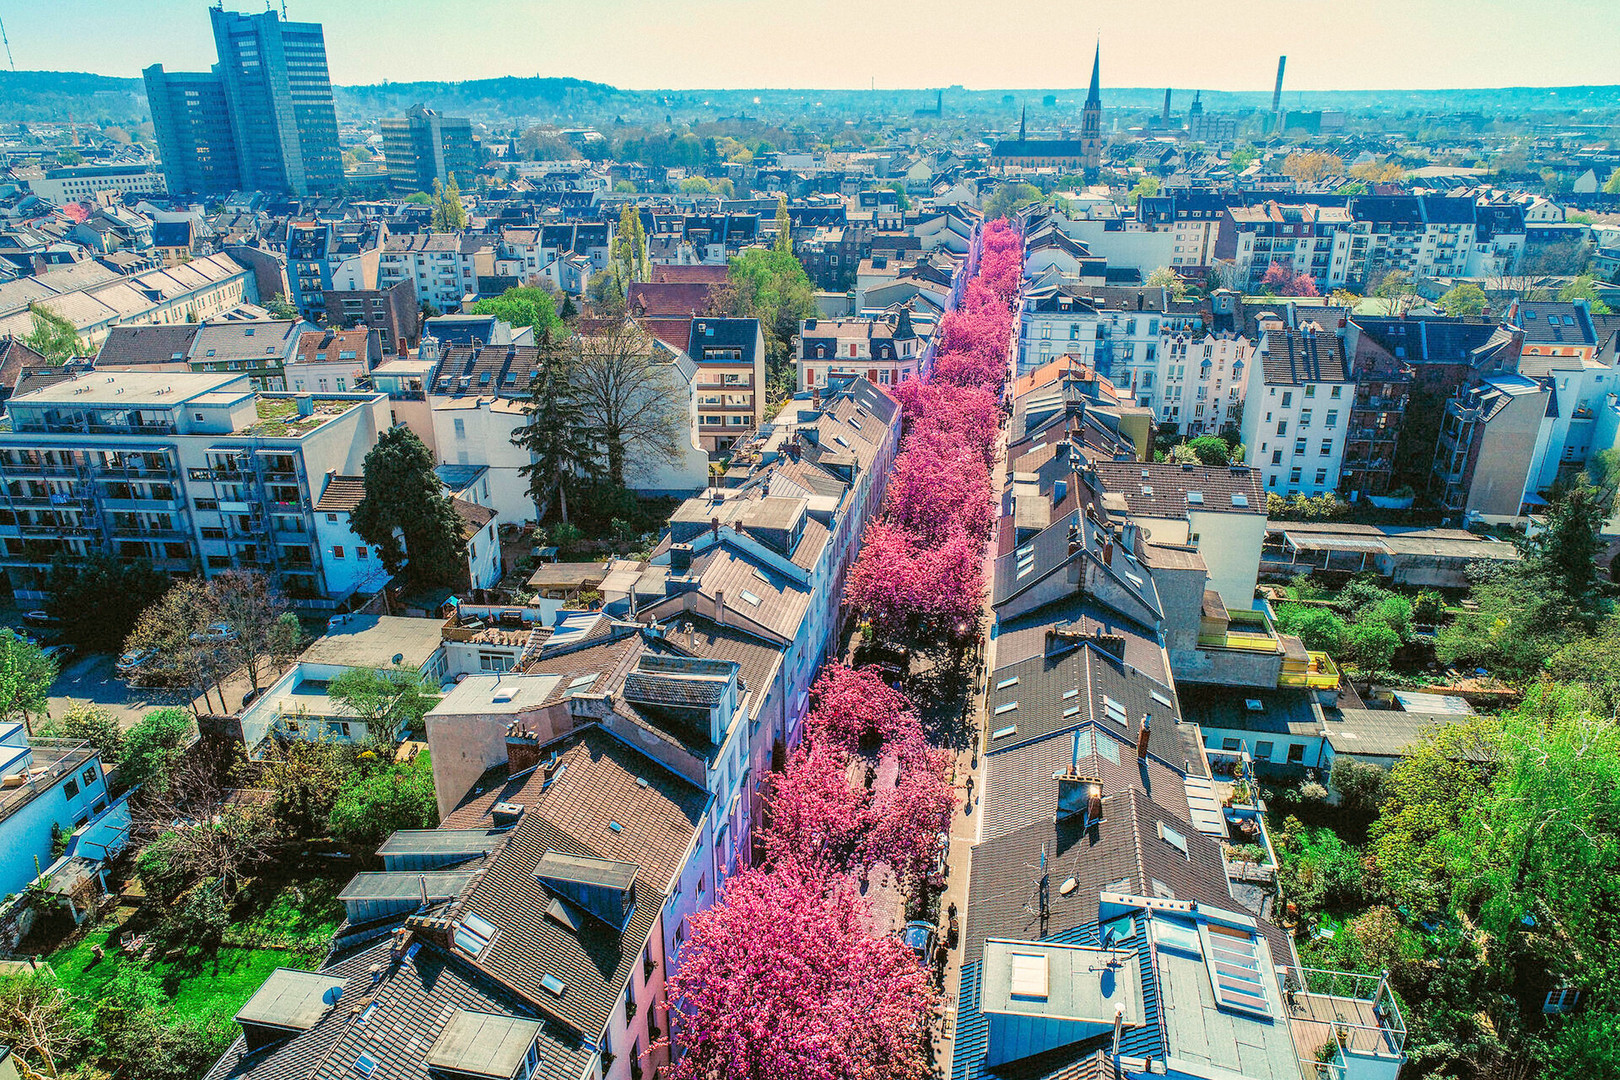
6, 0, 1616, 94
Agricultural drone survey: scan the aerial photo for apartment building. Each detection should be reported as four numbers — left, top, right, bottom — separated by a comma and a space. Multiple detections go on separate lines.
285, 219, 387, 322
0, 253, 254, 346
1241, 325, 1355, 496
1146, 291, 1252, 435
380, 233, 496, 313
379, 104, 479, 194
1218, 201, 1362, 293
1017, 284, 1168, 383
0, 371, 388, 607
1352, 195, 1477, 283
1134, 191, 1236, 272
687, 317, 766, 454
797, 311, 926, 393
286, 327, 383, 394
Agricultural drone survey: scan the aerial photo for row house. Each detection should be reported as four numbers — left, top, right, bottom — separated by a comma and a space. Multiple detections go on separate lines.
380, 232, 496, 313
284, 218, 386, 322
797, 310, 927, 392
1144, 290, 1251, 436
0, 371, 389, 608
0, 252, 254, 346
96, 318, 307, 392
1240, 323, 1355, 497
1017, 283, 1169, 382
687, 317, 767, 455
1133, 191, 1237, 272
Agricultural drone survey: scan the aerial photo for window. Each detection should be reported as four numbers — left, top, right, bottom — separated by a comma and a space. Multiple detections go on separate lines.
1289, 467, 1302, 485
1254, 741, 1274, 760
1300, 409, 1312, 427
1281, 391, 1292, 407
697, 875, 705, 898
326, 513, 339, 522
83, 767, 97, 786
1294, 439, 1307, 455
1271, 449, 1282, 465
1276, 421, 1287, 436
1287, 743, 1306, 763
356, 546, 369, 560
1315, 469, 1327, 486
331, 546, 345, 559
1320, 440, 1333, 456
1304, 384, 1316, 398
1222, 737, 1240, 751
453, 418, 466, 438
1330, 385, 1342, 398
195, 498, 218, 511
64, 779, 80, 799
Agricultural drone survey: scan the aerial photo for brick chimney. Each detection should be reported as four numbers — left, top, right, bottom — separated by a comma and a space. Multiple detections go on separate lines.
1136, 714, 1151, 759
505, 722, 541, 776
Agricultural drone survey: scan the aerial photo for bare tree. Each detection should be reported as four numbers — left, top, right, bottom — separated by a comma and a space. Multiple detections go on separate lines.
209, 570, 295, 694
124, 579, 231, 714
0, 969, 79, 1079
130, 741, 276, 901
570, 319, 690, 488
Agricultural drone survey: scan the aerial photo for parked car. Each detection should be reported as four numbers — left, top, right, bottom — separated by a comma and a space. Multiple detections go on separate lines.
189, 622, 237, 645
41, 643, 76, 666
22, 610, 59, 629
115, 648, 156, 677
901, 920, 938, 969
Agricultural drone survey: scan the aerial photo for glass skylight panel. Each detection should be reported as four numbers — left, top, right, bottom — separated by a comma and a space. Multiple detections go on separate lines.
738, 590, 762, 606
993, 701, 1018, 715
1150, 689, 1173, 707
996, 676, 1020, 690
1159, 821, 1188, 855
1103, 696, 1128, 726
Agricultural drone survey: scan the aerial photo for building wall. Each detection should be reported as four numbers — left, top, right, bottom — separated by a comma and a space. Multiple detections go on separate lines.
429, 398, 535, 525
0, 744, 111, 900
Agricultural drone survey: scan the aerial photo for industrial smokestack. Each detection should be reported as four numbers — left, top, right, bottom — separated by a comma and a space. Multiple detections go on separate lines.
1162, 87, 1172, 124
1272, 56, 1287, 114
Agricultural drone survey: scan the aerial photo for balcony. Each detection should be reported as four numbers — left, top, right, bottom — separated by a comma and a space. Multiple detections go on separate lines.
1198, 608, 1282, 654
1278, 650, 1340, 691
1280, 966, 1406, 1080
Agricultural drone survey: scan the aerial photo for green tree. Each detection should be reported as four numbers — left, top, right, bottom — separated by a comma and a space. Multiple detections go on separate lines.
46, 553, 171, 653
118, 706, 194, 793
1345, 621, 1400, 671
511, 328, 599, 523
252, 737, 352, 841
327, 665, 440, 739
1144, 266, 1187, 299
264, 292, 300, 320
56, 147, 83, 167
1229, 144, 1258, 171
712, 246, 816, 403
1436, 281, 1489, 316
679, 176, 715, 194
405, 190, 434, 205
1329, 757, 1387, 816
430, 174, 468, 231
469, 285, 561, 339
0, 967, 82, 1078
984, 181, 1042, 220
611, 203, 648, 292
1524, 483, 1608, 619
0, 628, 53, 729
883, 181, 910, 211
1558, 275, 1612, 314
587, 269, 625, 314
1373, 270, 1415, 316
1271, 604, 1348, 654
613, 180, 638, 193
328, 751, 439, 848
1184, 435, 1231, 466
350, 427, 467, 589
774, 195, 793, 253
1604, 167, 1620, 196
42, 703, 124, 764
1127, 175, 1160, 205
22, 303, 84, 364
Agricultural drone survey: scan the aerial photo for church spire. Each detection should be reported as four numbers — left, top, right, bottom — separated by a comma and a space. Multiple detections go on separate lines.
1019, 103, 1026, 141
1086, 41, 1101, 106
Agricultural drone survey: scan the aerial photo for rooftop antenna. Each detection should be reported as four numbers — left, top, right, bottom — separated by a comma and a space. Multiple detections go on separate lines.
0, 14, 14, 71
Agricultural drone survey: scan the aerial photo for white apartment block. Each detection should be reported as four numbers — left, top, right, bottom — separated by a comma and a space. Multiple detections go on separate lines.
0, 371, 389, 608
1240, 325, 1355, 497
380, 233, 495, 313
1017, 285, 1168, 381
1222, 202, 1362, 293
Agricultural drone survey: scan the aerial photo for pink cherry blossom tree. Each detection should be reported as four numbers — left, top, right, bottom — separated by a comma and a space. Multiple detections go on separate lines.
763, 743, 873, 872
806, 662, 924, 755
862, 736, 956, 890
666, 860, 937, 1080
844, 523, 984, 647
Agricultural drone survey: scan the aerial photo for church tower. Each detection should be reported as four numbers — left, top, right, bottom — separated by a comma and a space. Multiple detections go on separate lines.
1081, 42, 1102, 179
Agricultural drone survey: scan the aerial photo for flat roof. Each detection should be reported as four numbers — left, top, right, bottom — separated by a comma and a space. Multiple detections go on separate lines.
981, 938, 1144, 1027
425, 1010, 543, 1079
376, 829, 502, 857
338, 871, 473, 902
429, 674, 564, 716
533, 850, 639, 891
235, 968, 347, 1032
300, 615, 445, 670
12, 370, 246, 408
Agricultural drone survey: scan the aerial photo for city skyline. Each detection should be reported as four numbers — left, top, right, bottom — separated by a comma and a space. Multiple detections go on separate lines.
5, 0, 1617, 93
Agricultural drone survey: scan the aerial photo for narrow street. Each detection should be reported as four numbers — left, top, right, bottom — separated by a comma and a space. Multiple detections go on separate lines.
931, 402, 1011, 1079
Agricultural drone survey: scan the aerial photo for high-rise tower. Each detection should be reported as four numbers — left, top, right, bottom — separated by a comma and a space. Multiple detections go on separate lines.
1081, 42, 1103, 179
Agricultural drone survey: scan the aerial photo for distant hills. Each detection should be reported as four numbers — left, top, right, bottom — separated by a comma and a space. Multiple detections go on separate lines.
0, 68, 1616, 129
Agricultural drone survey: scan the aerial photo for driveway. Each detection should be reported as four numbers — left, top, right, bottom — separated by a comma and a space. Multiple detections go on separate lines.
46, 653, 189, 730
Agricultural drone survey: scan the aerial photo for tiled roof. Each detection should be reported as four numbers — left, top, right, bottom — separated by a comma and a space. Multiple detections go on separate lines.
94, 323, 199, 366
314, 474, 367, 513
452, 498, 497, 540
1091, 461, 1264, 519
1258, 328, 1351, 384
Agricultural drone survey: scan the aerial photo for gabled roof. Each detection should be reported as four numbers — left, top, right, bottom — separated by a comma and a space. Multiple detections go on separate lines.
314, 474, 367, 514
1257, 327, 1351, 384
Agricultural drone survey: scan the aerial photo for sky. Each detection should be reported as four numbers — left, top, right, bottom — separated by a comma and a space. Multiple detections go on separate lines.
6, 0, 1618, 92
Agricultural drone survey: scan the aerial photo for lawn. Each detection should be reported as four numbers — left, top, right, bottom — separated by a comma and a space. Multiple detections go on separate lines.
46, 928, 320, 1017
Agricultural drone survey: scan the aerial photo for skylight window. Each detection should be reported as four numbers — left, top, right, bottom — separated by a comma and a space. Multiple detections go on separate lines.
1205, 924, 1270, 1016
540, 973, 567, 997
1231, 492, 1249, 508
1150, 689, 1173, 708
993, 701, 1018, 715
1008, 952, 1049, 1000
453, 911, 498, 957
738, 590, 762, 606
568, 675, 596, 689
1062, 687, 1079, 699
1159, 821, 1189, 856
352, 1053, 378, 1077
1245, 698, 1264, 712
991, 724, 1017, 740
1186, 491, 1204, 505
996, 676, 1020, 690
1063, 705, 1080, 718
1102, 696, 1128, 726
833, 434, 850, 447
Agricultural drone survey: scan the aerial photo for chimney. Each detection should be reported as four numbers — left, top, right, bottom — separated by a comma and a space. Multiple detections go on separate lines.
1137, 714, 1151, 759
714, 590, 726, 625
418, 875, 430, 910
1087, 782, 1103, 825
710, 516, 721, 542
1101, 538, 1114, 566
670, 542, 693, 574
505, 722, 541, 776
1112, 1001, 1126, 1057
1067, 523, 1081, 558
295, 393, 314, 417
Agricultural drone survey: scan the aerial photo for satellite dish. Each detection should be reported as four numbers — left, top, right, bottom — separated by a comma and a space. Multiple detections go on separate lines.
322, 985, 343, 1006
